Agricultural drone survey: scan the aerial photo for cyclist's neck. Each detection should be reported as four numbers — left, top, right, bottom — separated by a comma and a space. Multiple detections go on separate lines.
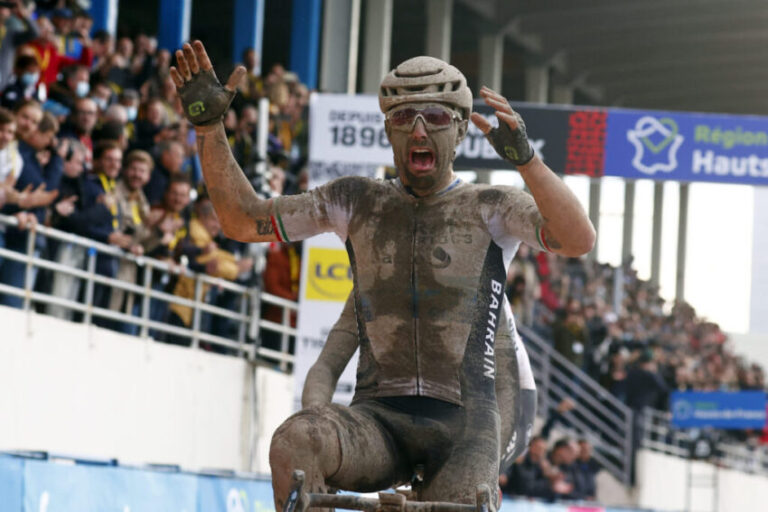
400, 169, 457, 198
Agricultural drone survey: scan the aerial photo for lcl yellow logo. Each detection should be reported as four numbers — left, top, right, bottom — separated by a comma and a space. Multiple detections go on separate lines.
305, 247, 353, 302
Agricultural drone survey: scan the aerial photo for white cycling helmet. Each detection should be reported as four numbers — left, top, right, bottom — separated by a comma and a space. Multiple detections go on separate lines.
379, 56, 473, 120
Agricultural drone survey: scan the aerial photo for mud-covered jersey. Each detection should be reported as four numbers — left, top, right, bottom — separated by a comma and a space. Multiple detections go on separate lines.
272, 176, 546, 405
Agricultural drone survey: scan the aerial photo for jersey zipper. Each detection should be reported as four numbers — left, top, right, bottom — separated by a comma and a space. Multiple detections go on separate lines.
412, 200, 421, 395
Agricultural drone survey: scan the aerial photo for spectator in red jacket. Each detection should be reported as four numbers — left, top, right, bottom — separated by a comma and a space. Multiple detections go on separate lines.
24, 14, 92, 88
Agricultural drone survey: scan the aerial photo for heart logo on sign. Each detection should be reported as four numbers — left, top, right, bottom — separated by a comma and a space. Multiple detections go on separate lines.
626, 115, 685, 175
639, 117, 679, 154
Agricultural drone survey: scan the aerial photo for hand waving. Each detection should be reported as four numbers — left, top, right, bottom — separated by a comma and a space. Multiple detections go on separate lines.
470, 86, 535, 166
170, 41, 246, 126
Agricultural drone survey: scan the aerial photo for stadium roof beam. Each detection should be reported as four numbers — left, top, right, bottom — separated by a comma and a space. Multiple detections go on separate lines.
584, 52, 768, 85
522, 3, 768, 37
501, 0, 768, 20
599, 68, 768, 96
456, 0, 606, 105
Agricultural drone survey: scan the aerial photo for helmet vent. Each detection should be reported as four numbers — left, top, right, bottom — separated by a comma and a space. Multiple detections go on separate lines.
394, 67, 443, 78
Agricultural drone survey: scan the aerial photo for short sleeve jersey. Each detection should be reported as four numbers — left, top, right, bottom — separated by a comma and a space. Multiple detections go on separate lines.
272, 176, 546, 405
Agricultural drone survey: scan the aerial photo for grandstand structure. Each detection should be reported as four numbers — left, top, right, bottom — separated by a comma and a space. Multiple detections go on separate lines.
1, 1, 767, 512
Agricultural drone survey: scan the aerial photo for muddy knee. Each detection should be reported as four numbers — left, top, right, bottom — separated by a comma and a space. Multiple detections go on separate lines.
270, 409, 342, 479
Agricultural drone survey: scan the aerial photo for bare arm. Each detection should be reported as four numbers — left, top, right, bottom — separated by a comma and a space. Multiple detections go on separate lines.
170, 41, 277, 242
301, 293, 359, 408
516, 155, 595, 256
194, 123, 277, 241
471, 86, 595, 257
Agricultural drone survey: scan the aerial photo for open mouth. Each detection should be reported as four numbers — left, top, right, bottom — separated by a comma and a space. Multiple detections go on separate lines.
409, 147, 436, 171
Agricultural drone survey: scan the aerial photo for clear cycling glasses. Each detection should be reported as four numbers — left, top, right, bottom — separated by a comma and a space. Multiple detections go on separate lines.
386, 104, 461, 132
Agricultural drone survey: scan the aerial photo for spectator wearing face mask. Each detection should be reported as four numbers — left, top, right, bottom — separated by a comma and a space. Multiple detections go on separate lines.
0, 0, 39, 90
118, 89, 139, 128
47, 64, 90, 112
1, 55, 44, 109
90, 79, 114, 113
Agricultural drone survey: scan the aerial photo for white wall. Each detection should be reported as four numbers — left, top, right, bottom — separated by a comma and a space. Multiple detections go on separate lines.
751, 186, 768, 334
0, 305, 294, 473
637, 449, 768, 512
728, 332, 768, 375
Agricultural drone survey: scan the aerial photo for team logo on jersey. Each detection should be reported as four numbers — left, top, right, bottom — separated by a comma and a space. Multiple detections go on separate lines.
305, 247, 353, 302
627, 116, 684, 175
429, 246, 451, 269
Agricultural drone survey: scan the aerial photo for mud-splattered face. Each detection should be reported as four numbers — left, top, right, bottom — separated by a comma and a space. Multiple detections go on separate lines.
385, 102, 467, 196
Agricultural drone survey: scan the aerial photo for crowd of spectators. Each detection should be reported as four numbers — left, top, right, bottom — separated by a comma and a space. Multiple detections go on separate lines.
0, 0, 308, 350
500, 400, 601, 502
507, 243, 768, 450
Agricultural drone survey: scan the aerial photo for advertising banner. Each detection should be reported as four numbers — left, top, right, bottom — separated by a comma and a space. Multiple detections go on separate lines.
22, 460, 198, 512
458, 103, 577, 172
501, 500, 569, 512
0, 456, 23, 512
670, 391, 767, 429
196, 476, 274, 512
308, 93, 768, 185
0, 454, 666, 512
308, 94, 392, 166
604, 109, 768, 185
306, 93, 576, 171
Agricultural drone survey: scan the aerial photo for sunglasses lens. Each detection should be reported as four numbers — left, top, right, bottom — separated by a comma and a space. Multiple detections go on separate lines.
423, 107, 453, 126
390, 108, 417, 126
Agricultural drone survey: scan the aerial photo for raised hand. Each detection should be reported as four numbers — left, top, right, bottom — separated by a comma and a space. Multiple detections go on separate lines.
170, 41, 246, 126
470, 86, 534, 166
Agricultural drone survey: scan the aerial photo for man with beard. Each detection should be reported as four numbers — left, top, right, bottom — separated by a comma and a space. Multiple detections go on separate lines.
171, 41, 594, 510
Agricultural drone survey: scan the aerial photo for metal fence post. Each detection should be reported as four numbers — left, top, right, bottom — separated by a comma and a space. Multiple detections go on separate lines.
625, 408, 634, 486
280, 306, 290, 372
540, 352, 552, 414
237, 291, 247, 357
22, 226, 36, 312
140, 264, 152, 339
248, 289, 261, 359
191, 276, 203, 349
83, 247, 97, 326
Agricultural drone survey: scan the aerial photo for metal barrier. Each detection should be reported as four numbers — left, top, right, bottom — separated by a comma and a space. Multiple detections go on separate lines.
641, 407, 768, 476
518, 324, 635, 485
0, 213, 297, 366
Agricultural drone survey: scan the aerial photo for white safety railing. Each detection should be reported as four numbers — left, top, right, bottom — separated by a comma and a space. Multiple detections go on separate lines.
0, 213, 297, 367
641, 407, 768, 476
518, 324, 635, 485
